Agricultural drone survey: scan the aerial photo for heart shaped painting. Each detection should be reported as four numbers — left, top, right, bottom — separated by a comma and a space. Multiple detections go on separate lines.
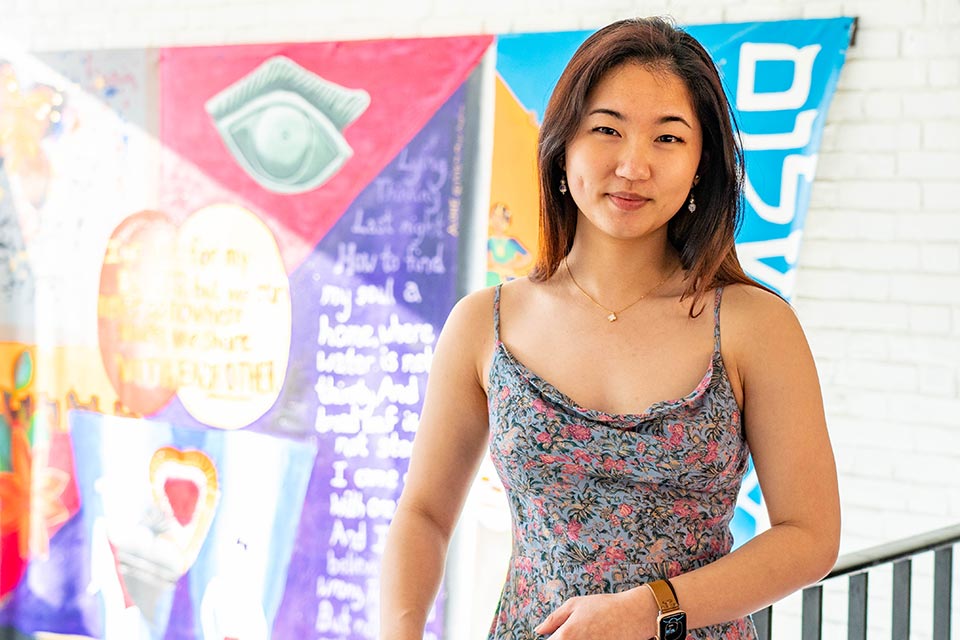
148, 446, 220, 572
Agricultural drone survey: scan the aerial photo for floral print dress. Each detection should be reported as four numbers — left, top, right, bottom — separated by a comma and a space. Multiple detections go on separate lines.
486, 285, 758, 639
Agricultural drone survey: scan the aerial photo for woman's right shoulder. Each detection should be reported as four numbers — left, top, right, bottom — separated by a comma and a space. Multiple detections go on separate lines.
439, 279, 533, 362
443, 278, 532, 332
445, 284, 497, 326
430, 284, 506, 390
435, 284, 500, 357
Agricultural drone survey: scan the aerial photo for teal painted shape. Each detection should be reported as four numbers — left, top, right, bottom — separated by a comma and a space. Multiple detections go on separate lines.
205, 56, 370, 194
0, 417, 10, 471
13, 349, 32, 391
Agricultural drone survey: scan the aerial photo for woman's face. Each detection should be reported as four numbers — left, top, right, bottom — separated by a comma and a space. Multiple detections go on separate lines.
563, 62, 703, 244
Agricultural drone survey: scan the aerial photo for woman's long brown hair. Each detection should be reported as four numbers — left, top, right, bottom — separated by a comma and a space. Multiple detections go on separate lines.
532, 17, 769, 315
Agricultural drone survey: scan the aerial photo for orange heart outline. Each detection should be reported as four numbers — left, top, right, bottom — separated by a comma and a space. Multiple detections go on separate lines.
148, 446, 219, 573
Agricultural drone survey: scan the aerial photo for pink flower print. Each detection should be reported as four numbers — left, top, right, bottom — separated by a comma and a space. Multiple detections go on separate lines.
667, 423, 685, 448
704, 513, 724, 528
685, 531, 697, 548
535, 431, 553, 446
566, 519, 582, 541
702, 440, 719, 464
584, 561, 604, 583
516, 575, 529, 597
565, 423, 592, 441
532, 398, 557, 419
572, 449, 595, 464
561, 463, 585, 477
539, 454, 560, 464
635, 441, 646, 455
499, 385, 510, 400
516, 556, 533, 571
602, 457, 626, 472
605, 546, 626, 563
618, 503, 634, 517
672, 498, 697, 517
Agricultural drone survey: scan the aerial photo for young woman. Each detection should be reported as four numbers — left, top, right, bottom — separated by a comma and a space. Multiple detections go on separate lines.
380, 17, 840, 640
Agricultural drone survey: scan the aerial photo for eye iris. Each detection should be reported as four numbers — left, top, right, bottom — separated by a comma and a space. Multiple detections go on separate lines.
252, 103, 312, 178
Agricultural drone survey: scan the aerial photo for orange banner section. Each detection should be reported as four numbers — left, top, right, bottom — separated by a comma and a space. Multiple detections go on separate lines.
486, 75, 540, 285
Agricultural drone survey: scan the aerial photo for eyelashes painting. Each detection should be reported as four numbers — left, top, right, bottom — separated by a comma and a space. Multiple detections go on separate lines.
205, 56, 370, 195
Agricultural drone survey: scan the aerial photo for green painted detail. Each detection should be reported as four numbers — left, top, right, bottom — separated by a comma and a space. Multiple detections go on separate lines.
0, 418, 11, 471
13, 349, 32, 391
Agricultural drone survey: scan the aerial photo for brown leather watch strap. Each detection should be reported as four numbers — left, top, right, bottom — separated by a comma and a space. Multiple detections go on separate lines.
646, 579, 681, 613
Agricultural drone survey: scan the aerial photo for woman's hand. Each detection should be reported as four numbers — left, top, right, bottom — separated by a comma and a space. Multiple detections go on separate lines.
534, 589, 655, 639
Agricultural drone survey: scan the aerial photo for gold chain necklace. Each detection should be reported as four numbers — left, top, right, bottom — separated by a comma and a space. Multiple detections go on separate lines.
564, 257, 679, 322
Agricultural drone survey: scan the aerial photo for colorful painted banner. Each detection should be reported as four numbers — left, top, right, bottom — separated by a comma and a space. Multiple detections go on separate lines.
490, 18, 855, 545
0, 34, 489, 640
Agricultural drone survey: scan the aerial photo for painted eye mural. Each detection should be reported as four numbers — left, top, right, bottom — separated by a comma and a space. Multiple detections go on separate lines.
205, 56, 370, 194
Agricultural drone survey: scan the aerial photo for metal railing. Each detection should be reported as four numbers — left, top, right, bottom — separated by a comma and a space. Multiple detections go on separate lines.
754, 523, 960, 639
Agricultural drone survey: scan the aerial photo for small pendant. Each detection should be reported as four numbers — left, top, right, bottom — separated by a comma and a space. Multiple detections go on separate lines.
607, 312, 617, 322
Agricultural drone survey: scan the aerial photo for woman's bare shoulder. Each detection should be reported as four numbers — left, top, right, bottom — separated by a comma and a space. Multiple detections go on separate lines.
721, 283, 798, 328
720, 283, 810, 362
444, 277, 549, 341
442, 285, 499, 337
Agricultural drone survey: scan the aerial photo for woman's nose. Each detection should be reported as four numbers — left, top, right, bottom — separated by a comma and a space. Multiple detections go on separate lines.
614, 143, 652, 181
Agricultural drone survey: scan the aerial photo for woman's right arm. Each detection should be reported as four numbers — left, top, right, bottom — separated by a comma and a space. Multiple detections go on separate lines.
379, 289, 496, 639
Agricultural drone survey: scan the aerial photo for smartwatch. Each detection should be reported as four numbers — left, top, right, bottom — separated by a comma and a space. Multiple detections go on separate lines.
646, 578, 687, 640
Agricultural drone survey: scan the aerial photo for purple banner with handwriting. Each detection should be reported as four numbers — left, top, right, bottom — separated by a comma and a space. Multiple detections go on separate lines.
272, 86, 467, 639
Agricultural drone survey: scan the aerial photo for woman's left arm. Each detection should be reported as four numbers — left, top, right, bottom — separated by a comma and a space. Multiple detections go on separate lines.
665, 284, 841, 629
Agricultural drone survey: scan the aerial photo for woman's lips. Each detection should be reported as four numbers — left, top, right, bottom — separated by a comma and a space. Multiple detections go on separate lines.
607, 192, 651, 211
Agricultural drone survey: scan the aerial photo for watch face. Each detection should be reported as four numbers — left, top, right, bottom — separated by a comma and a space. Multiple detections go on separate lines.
660, 612, 687, 640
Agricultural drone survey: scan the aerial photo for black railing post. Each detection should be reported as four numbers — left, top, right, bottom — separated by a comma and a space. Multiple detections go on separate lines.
892, 559, 912, 640
753, 606, 772, 640
932, 546, 953, 640
848, 572, 868, 640
801, 584, 823, 640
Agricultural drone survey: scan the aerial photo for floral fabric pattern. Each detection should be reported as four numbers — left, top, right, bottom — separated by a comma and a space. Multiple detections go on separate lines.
486, 285, 757, 640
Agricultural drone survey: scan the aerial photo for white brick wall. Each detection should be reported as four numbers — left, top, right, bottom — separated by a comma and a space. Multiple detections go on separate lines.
1, 0, 957, 637
796, 2, 960, 561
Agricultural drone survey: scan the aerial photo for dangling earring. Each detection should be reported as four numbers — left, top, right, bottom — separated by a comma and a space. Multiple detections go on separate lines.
559, 176, 568, 195
687, 191, 696, 213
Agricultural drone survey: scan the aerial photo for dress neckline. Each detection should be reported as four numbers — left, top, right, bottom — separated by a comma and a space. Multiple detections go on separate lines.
492, 338, 722, 424
489, 284, 735, 424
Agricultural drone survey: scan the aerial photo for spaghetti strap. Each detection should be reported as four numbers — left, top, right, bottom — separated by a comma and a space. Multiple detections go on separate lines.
493, 284, 503, 344
713, 286, 724, 353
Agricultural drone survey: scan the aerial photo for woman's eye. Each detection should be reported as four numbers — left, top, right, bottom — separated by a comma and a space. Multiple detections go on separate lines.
205, 55, 370, 194
593, 126, 619, 136
658, 134, 684, 143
